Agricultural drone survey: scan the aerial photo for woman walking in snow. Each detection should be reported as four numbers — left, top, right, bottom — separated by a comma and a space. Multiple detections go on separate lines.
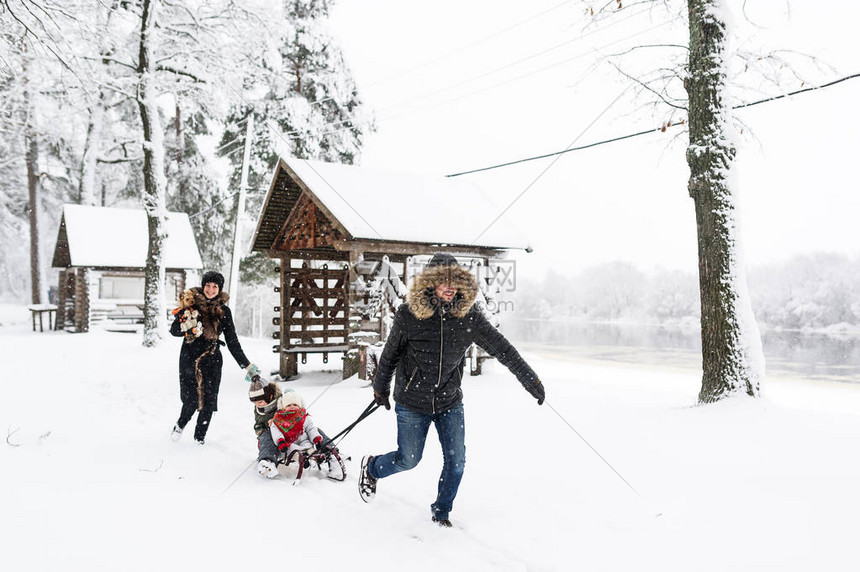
358, 253, 545, 527
170, 271, 259, 444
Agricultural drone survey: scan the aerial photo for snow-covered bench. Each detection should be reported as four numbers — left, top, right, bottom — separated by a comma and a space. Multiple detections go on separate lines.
27, 304, 58, 332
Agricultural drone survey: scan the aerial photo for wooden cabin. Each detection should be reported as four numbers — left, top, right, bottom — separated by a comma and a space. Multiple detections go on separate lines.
251, 156, 531, 379
51, 204, 203, 332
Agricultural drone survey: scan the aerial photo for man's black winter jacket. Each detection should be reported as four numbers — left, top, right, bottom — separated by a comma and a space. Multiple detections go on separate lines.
373, 303, 539, 415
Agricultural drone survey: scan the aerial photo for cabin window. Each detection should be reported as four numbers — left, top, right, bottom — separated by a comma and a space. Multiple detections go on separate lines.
99, 276, 145, 300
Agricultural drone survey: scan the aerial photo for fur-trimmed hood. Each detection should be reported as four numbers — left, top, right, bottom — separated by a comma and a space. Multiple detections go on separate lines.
406, 261, 478, 319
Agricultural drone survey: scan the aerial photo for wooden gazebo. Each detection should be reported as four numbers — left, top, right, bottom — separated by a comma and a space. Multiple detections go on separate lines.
251, 157, 530, 379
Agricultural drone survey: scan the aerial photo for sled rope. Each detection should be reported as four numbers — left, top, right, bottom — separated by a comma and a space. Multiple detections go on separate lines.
303, 371, 381, 450
545, 400, 639, 496
317, 400, 380, 451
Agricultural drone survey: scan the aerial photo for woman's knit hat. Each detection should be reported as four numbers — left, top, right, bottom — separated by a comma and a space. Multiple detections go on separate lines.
201, 271, 225, 291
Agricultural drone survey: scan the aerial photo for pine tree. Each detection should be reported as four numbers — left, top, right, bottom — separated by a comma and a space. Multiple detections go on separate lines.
219, 0, 373, 287
165, 103, 232, 271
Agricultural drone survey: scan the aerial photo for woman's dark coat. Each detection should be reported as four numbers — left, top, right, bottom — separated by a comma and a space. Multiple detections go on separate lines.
373, 262, 539, 415
170, 288, 249, 412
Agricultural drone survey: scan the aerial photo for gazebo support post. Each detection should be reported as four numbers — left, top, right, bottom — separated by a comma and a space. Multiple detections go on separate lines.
343, 249, 363, 379
278, 256, 298, 379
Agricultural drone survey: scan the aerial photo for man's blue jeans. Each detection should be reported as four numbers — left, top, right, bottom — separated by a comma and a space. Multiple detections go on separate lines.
369, 402, 466, 520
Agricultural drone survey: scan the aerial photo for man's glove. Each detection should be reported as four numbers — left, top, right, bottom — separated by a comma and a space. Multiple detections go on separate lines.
525, 379, 545, 405
374, 390, 391, 410
245, 363, 262, 384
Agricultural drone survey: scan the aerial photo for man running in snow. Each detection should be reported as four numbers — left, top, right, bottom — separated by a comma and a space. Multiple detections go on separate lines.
359, 253, 545, 527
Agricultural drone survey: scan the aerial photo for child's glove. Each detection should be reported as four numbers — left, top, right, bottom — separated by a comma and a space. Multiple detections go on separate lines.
245, 363, 262, 383
276, 438, 290, 452
314, 435, 328, 452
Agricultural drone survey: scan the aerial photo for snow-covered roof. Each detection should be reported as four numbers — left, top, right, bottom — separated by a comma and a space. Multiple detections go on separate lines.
253, 157, 531, 252
52, 204, 203, 269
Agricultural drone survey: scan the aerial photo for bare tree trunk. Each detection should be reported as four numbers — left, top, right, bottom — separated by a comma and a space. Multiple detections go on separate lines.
685, 0, 764, 402
25, 128, 42, 304
22, 52, 43, 305
78, 96, 104, 206
138, 0, 167, 347
80, 3, 119, 207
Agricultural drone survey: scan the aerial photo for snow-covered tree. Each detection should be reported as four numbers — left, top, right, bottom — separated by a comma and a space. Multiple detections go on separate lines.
0, 1, 85, 304
136, 0, 168, 346
749, 253, 860, 329
582, 0, 809, 401
646, 268, 699, 323
684, 0, 764, 401
219, 0, 374, 285
577, 262, 647, 320
0, 22, 32, 300
104, 0, 275, 345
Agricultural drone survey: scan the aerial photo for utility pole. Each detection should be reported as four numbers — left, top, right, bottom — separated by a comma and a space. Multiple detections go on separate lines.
228, 114, 254, 305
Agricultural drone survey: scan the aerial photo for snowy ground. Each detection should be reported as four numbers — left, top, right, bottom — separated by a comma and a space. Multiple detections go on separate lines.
2, 303, 859, 571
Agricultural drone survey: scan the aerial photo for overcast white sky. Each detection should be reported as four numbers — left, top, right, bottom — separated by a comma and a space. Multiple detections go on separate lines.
326, 1, 860, 278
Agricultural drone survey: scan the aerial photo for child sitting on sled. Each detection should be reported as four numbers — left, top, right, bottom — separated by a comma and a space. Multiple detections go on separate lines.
249, 379, 285, 478
252, 384, 341, 480
269, 391, 327, 464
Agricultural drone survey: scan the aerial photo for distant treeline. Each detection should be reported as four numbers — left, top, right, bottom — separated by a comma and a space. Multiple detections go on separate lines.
512, 253, 860, 331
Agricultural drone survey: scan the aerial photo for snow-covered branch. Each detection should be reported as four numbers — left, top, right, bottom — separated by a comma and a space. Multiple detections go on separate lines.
155, 63, 206, 82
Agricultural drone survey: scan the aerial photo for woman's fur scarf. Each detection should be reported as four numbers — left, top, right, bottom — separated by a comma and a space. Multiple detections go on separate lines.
407, 263, 479, 319
174, 287, 228, 342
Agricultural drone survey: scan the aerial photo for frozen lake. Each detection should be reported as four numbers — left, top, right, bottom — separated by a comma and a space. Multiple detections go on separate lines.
505, 318, 860, 384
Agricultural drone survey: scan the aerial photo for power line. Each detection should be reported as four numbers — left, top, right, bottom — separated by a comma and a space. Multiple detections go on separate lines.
448, 72, 860, 177
379, 20, 668, 126
367, 0, 573, 89
268, 13, 666, 144
471, 86, 630, 244
187, 188, 240, 220
376, 7, 653, 115
732, 72, 860, 109
297, 1, 574, 113
186, 186, 271, 220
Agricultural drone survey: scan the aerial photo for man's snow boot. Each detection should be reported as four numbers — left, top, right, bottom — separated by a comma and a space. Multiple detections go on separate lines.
358, 455, 377, 503
432, 516, 453, 528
